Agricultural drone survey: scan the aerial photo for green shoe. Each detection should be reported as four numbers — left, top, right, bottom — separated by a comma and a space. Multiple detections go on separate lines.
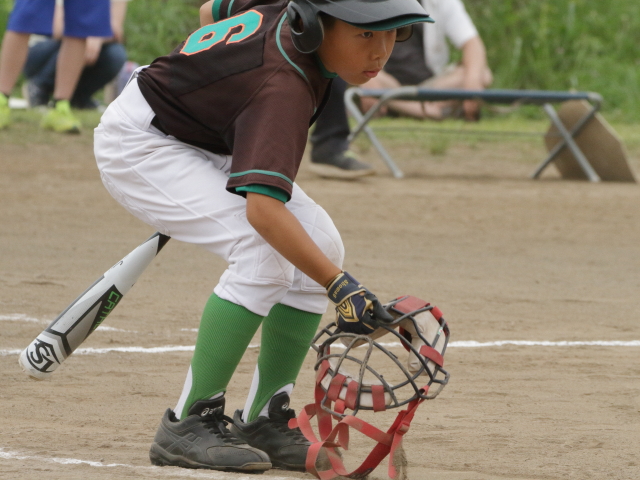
0, 94, 10, 130
41, 99, 81, 133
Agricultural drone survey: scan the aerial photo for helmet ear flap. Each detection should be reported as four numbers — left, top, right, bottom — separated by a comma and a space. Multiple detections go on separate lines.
287, 0, 324, 53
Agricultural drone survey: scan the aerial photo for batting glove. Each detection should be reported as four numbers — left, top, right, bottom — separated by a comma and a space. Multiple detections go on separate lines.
326, 271, 394, 335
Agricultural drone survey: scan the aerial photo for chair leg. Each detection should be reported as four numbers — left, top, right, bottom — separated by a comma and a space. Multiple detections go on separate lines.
344, 88, 404, 179
531, 103, 600, 182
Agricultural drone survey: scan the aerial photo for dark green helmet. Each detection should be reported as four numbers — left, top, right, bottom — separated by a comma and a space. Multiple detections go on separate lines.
287, 0, 434, 53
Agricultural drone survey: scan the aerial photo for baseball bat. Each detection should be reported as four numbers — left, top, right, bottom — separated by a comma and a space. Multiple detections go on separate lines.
18, 232, 170, 380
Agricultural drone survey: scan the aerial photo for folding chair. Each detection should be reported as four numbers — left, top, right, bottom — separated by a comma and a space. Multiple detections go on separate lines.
344, 87, 603, 181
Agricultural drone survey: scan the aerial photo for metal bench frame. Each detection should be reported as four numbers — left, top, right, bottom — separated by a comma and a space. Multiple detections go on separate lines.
344, 87, 603, 181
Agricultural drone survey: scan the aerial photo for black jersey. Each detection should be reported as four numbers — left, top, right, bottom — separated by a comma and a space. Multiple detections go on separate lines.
137, 0, 334, 200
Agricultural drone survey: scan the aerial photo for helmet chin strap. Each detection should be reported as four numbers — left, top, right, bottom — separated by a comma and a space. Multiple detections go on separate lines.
290, 358, 431, 479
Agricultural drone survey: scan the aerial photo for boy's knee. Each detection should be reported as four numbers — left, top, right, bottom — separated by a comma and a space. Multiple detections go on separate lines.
108, 43, 128, 65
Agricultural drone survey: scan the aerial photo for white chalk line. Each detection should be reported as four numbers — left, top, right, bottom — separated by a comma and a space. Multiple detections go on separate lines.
452, 340, 640, 347
2, 340, 640, 358
0, 314, 42, 323
0, 313, 135, 333
0, 447, 295, 479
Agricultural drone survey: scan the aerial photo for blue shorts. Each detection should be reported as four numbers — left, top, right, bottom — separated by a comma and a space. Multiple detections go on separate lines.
7, 0, 112, 38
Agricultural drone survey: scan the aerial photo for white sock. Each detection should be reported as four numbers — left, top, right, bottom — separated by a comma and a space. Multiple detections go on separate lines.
242, 365, 293, 422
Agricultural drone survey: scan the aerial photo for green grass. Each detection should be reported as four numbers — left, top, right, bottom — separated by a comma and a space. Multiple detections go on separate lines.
466, 0, 640, 121
124, 0, 201, 63
2, 107, 638, 168
0, 108, 102, 146
1, 0, 639, 121
352, 112, 640, 157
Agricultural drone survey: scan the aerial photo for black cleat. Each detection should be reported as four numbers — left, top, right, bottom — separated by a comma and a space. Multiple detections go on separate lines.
231, 392, 311, 471
149, 396, 271, 472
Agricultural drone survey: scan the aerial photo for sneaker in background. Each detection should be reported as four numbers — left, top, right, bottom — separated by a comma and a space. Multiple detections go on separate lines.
23, 81, 51, 108
149, 396, 271, 472
41, 99, 81, 133
0, 93, 10, 129
309, 150, 375, 179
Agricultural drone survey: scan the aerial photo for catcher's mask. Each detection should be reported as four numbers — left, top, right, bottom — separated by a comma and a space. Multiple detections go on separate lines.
290, 295, 450, 479
314, 295, 450, 417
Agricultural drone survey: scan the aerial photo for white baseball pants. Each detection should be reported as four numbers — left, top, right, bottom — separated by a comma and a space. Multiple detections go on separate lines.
94, 79, 344, 316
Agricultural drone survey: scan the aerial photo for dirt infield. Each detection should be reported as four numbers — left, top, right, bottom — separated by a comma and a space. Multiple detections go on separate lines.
1, 130, 639, 480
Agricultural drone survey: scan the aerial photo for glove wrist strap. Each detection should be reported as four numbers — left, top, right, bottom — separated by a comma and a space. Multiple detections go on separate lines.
324, 271, 344, 290
326, 271, 365, 307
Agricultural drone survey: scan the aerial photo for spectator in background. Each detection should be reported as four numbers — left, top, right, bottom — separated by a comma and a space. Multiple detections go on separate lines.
308, 0, 492, 179
364, 0, 493, 121
24, 0, 129, 110
308, 77, 376, 179
0, 0, 112, 132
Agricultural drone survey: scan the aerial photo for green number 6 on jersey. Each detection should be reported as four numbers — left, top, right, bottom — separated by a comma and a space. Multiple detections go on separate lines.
181, 10, 264, 56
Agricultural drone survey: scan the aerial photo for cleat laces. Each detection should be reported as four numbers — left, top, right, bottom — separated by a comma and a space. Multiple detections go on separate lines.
202, 407, 245, 445
270, 408, 309, 444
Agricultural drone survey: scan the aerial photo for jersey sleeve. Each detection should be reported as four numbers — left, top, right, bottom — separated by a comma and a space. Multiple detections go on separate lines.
226, 68, 316, 200
236, 184, 289, 202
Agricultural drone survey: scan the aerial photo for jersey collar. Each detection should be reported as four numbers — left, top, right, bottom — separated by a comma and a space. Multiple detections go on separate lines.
314, 53, 338, 79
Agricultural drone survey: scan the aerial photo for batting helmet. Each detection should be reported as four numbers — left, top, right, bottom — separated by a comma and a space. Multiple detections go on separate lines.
287, 0, 434, 53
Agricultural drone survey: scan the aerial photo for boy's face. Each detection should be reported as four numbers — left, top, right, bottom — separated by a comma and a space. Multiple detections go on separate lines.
317, 19, 397, 85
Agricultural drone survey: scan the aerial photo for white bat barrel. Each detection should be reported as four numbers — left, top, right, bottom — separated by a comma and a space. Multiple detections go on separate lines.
19, 233, 169, 380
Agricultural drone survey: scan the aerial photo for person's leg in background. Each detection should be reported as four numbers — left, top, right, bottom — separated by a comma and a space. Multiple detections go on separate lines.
309, 77, 375, 179
39, 36, 86, 132
0, 31, 31, 128
362, 64, 493, 121
41, 0, 112, 132
0, 31, 31, 97
23, 39, 61, 107
71, 41, 126, 109
362, 70, 444, 120
0, 0, 57, 129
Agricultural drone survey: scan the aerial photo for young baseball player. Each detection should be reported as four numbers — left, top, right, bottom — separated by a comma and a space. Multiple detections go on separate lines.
94, 0, 432, 472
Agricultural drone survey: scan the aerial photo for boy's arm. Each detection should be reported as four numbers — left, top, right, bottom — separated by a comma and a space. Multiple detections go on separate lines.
246, 193, 341, 287
246, 193, 394, 333
200, 1, 214, 26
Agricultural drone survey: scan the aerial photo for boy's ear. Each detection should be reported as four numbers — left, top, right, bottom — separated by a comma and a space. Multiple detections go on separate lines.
287, 0, 324, 53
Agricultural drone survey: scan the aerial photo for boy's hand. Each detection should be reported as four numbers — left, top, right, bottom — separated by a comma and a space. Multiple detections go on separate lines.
326, 272, 394, 334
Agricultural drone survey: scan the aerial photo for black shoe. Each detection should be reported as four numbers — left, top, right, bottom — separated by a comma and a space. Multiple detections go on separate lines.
149, 396, 271, 472
309, 150, 375, 179
231, 392, 311, 471
23, 81, 51, 108
70, 97, 100, 110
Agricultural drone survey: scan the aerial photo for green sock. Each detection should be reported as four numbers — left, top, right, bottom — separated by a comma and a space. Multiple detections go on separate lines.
246, 303, 322, 421
179, 293, 263, 418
